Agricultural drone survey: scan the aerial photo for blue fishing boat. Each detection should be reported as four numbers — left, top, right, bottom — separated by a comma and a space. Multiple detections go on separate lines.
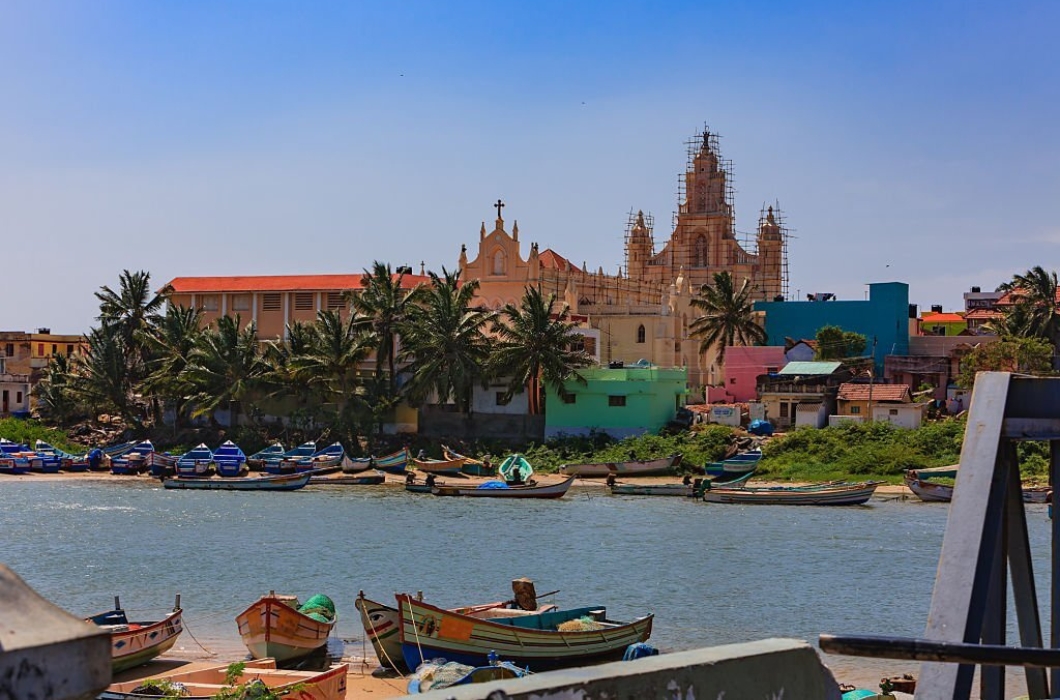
35, 441, 90, 472
213, 440, 248, 477
246, 443, 285, 472
0, 439, 33, 475
146, 452, 178, 477
263, 442, 317, 474
703, 447, 762, 480
285, 442, 344, 473
370, 447, 410, 474
162, 471, 312, 491
175, 444, 214, 477
110, 441, 154, 475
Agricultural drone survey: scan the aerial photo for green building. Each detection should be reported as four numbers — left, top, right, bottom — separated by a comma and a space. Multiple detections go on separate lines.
545, 362, 688, 439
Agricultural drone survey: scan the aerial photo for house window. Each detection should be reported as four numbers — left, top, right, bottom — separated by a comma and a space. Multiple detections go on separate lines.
16, 391, 22, 404
66, 344, 74, 355
562, 394, 576, 405
51, 344, 57, 355
779, 402, 789, 419
890, 408, 898, 416
294, 292, 314, 311
495, 392, 510, 406
38, 343, 44, 355
730, 378, 736, 384
0, 359, 5, 374
326, 292, 345, 310
675, 340, 681, 353
850, 406, 861, 414
263, 293, 282, 311
608, 395, 627, 407
202, 295, 219, 311
232, 294, 251, 311
636, 325, 646, 343
4, 344, 12, 357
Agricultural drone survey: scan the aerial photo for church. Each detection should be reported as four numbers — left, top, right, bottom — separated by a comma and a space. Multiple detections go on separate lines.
460, 127, 790, 392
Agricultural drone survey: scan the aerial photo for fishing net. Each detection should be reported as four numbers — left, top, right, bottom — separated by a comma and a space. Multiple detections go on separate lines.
130, 681, 189, 696
298, 594, 336, 622
557, 616, 604, 632
413, 660, 476, 691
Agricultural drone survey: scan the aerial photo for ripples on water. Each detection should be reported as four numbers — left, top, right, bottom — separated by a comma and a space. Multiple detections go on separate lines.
0, 480, 1052, 681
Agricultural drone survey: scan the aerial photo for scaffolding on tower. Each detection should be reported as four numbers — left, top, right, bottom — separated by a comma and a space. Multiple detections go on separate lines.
673, 125, 737, 270
759, 201, 792, 301
623, 208, 654, 278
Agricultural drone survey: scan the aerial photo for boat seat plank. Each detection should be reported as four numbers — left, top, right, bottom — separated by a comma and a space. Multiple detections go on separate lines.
493, 606, 605, 630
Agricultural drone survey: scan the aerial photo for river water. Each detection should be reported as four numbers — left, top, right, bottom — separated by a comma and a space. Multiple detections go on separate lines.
0, 478, 1053, 692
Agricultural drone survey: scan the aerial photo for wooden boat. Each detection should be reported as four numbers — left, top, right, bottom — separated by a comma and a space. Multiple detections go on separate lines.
310, 471, 386, 486
86, 596, 183, 673
0, 439, 38, 474
703, 448, 762, 479
175, 443, 214, 477
497, 453, 534, 483
702, 481, 882, 506
609, 471, 754, 496
559, 453, 682, 477
35, 441, 95, 472
285, 442, 345, 473
1024, 485, 1052, 503
213, 440, 248, 477
396, 593, 653, 671
443, 445, 496, 477
408, 657, 529, 693
237, 593, 337, 663
98, 658, 349, 700
247, 442, 286, 471
433, 475, 576, 499
371, 447, 411, 474
412, 455, 466, 475
904, 471, 954, 502
162, 471, 312, 491
265, 441, 318, 474
339, 454, 373, 474
145, 452, 178, 477
110, 440, 154, 475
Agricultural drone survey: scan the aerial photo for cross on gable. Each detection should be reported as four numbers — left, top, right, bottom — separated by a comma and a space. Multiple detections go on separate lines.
494, 199, 505, 219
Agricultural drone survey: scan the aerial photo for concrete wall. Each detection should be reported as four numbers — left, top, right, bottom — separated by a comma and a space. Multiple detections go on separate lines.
722, 345, 786, 402
756, 282, 910, 373
546, 366, 687, 439
418, 407, 544, 442
404, 638, 841, 700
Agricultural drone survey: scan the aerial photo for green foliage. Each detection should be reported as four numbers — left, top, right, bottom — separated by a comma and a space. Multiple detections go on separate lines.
688, 271, 767, 367
0, 418, 85, 452
814, 325, 868, 361
956, 336, 1054, 388
758, 418, 966, 482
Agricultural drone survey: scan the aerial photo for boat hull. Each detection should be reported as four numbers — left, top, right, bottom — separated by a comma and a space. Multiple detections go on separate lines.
89, 608, 183, 673
559, 454, 681, 477
702, 482, 880, 506
162, 472, 311, 491
412, 457, 466, 475
397, 594, 652, 671
236, 595, 336, 663
904, 472, 953, 502
433, 475, 575, 498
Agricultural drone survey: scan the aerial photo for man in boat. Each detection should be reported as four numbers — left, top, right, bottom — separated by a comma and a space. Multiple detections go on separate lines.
605, 473, 616, 487
417, 448, 427, 460
425, 473, 436, 488
405, 471, 416, 485
508, 466, 523, 486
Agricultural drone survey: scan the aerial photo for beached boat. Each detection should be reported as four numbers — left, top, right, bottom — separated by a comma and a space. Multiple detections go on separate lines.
408, 657, 529, 693
701, 481, 882, 506
213, 440, 248, 477
559, 453, 682, 478
310, 470, 386, 486
442, 445, 496, 476
368, 447, 411, 474
162, 471, 312, 491
904, 469, 1051, 504
110, 440, 154, 475
98, 658, 349, 700
285, 442, 345, 472
35, 441, 97, 472
264, 441, 318, 474
396, 593, 653, 671
497, 453, 534, 483
433, 475, 576, 499
609, 471, 754, 496
247, 442, 286, 471
236, 593, 337, 663
175, 443, 214, 477
86, 596, 183, 673
339, 454, 373, 474
703, 448, 762, 479
0, 439, 33, 474
412, 455, 466, 475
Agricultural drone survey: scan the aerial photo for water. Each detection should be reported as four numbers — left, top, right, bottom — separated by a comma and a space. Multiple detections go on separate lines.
0, 479, 1053, 688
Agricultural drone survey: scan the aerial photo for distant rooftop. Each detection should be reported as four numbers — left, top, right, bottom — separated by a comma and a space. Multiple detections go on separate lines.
777, 361, 842, 376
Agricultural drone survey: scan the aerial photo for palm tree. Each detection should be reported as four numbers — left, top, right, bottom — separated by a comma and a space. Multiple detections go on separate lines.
140, 305, 205, 429
490, 286, 592, 415
33, 353, 80, 425
95, 269, 170, 359
400, 270, 497, 415
346, 261, 423, 395
1000, 266, 1060, 345
185, 315, 268, 427
68, 328, 141, 428
688, 271, 767, 368
289, 310, 372, 420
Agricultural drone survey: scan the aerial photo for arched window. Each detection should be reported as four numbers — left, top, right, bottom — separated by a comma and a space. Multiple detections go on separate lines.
637, 324, 646, 344
492, 249, 506, 275
693, 235, 708, 267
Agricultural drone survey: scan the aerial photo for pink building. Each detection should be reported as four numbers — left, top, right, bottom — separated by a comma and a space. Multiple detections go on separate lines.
721, 346, 787, 402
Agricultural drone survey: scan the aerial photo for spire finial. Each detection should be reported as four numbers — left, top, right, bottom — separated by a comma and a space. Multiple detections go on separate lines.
494, 198, 505, 223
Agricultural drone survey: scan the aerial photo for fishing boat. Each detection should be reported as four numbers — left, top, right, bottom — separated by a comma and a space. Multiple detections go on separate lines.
310, 470, 386, 486
408, 656, 529, 693
442, 445, 496, 477
497, 453, 534, 483
86, 595, 183, 673
559, 453, 682, 477
703, 448, 762, 480
411, 455, 466, 475
371, 447, 411, 474
110, 440, 154, 475
175, 443, 214, 477
396, 593, 653, 671
0, 439, 33, 474
285, 442, 345, 472
35, 441, 95, 472
264, 442, 318, 474
162, 471, 312, 491
247, 443, 286, 471
433, 475, 576, 499
30, 440, 71, 472
339, 454, 373, 474
905, 469, 1051, 504
236, 592, 337, 663
213, 440, 248, 477
701, 481, 882, 506
98, 658, 349, 700
609, 471, 754, 496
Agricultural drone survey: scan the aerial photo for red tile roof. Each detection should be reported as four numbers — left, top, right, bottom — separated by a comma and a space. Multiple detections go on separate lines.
997, 288, 1060, 306
539, 248, 577, 271
963, 308, 1003, 320
166, 273, 430, 294
837, 383, 912, 402
921, 312, 965, 324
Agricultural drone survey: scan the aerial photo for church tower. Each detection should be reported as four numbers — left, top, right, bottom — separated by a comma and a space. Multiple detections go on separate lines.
624, 210, 654, 280
756, 204, 787, 301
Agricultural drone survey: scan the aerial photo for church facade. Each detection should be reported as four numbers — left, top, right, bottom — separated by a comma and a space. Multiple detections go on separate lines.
461, 128, 789, 392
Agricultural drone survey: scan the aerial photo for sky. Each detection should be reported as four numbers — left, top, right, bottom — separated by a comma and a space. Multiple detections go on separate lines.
2, 1, 1058, 333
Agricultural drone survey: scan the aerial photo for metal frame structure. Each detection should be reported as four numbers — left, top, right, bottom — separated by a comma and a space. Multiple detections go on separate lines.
821, 372, 1060, 699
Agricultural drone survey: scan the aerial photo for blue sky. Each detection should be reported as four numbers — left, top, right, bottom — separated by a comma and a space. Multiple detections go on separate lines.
2, 1, 1057, 332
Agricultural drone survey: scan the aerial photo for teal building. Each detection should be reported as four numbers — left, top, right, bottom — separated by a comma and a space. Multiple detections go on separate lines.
545, 362, 688, 439
754, 282, 910, 373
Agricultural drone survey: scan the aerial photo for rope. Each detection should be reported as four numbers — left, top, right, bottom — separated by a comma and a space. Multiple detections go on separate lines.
179, 618, 217, 657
